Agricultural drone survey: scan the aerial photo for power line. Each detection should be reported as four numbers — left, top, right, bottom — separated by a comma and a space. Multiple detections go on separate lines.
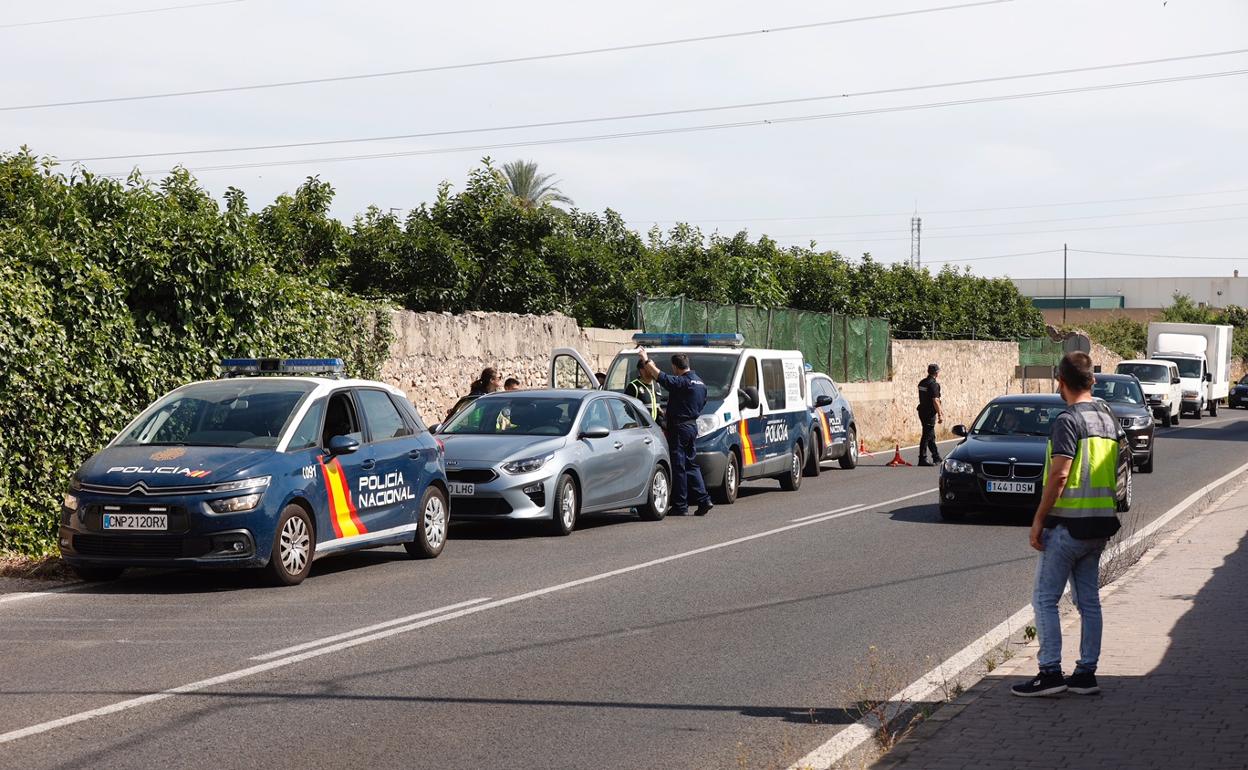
776, 214, 1248, 244
64, 47, 1248, 162
925, 249, 1062, 264
630, 186, 1248, 223
772, 201, 1248, 238
104, 68, 1248, 176
0, 0, 243, 29
1069, 248, 1245, 261
1, 0, 1016, 112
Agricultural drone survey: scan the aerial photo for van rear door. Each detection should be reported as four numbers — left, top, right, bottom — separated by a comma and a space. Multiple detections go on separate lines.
549, 348, 599, 390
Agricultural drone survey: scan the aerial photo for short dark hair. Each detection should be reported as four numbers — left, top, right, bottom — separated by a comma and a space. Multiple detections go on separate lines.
503, 377, 520, 388
671, 354, 690, 371
1058, 351, 1094, 392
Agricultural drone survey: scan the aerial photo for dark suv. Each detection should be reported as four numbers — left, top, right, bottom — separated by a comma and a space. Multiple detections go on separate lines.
1093, 374, 1155, 473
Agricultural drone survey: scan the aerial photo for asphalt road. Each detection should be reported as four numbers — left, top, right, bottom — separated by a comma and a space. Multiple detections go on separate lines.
3, 410, 1247, 770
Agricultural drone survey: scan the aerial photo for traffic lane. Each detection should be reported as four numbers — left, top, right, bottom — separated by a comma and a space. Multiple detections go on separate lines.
1, 410, 1243, 748
10, 414, 1248, 769
0, 455, 939, 733
0, 488, 1047, 770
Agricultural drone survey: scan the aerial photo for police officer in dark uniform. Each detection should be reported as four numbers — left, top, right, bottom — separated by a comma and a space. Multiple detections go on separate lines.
917, 363, 944, 466
639, 348, 713, 516
625, 358, 664, 428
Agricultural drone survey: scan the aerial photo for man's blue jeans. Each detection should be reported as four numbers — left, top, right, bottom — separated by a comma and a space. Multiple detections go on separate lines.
1033, 523, 1107, 674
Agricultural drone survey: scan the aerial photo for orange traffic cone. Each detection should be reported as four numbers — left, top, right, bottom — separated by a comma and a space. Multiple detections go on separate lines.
886, 443, 912, 467
858, 437, 873, 457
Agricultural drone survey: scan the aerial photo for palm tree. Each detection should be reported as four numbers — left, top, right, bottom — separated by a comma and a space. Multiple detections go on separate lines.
498, 160, 573, 208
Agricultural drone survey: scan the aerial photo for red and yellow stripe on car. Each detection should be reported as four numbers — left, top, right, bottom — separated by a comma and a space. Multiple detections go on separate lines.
739, 419, 757, 466
318, 456, 367, 539
816, 409, 832, 448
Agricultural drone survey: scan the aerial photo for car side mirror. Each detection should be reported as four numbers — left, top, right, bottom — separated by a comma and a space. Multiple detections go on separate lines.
1204, 372, 1213, 382
738, 387, 760, 410
952, 424, 968, 437
579, 426, 611, 440
814, 394, 834, 408
429, 423, 441, 434
1172, 377, 1181, 385
328, 435, 360, 455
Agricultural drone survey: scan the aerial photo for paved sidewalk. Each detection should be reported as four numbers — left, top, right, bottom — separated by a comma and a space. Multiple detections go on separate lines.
877, 482, 1248, 770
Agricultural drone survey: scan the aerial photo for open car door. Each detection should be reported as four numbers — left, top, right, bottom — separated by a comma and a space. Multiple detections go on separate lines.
549, 347, 599, 390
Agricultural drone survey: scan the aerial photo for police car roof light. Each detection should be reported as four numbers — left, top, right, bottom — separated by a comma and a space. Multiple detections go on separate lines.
631, 333, 744, 348
220, 358, 346, 378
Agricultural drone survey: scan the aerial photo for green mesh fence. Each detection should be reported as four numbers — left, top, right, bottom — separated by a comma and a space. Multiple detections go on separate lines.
637, 297, 889, 382
1019, 337, 1063, 367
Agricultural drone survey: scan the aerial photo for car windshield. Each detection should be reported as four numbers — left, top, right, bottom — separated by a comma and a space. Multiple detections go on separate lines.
606, 353, 739, 402
440, 396, 582, 436
115, 380, 314, 448
1093, 379, 1145, 405
1117, 363, 1168, 383
1154, 357, 1202, 378
971, 403, 1068, 436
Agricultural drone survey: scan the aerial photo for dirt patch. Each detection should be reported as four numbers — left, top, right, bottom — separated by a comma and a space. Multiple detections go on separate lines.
0, 553, 77, 591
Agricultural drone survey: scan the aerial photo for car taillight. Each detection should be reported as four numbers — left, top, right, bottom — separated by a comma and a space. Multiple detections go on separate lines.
435, 437, 445, 453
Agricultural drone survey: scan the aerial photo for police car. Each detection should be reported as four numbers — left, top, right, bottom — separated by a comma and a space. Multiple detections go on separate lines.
550, 334, 814, 503
804, 369, 859, 476
59, 358, 449, 586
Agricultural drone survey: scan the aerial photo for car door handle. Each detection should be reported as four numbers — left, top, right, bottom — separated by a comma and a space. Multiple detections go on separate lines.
613, 442, 624, 450
361, 459, 376, 470
643, 438, 653, 445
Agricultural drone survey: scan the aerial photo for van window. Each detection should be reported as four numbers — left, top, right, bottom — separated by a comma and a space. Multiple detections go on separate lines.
1116, 363, 1169, 383
741, 357, 759, 392
761, 359, 787, 410
286, 399, 324, 451
607, 353, 740, 401
322, 391, 362, 445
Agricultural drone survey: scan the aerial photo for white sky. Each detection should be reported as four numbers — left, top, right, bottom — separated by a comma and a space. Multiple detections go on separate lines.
3, 0, 1246, 281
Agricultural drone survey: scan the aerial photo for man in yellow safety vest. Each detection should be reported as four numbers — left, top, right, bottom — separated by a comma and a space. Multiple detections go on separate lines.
1013, 351, 1124, 698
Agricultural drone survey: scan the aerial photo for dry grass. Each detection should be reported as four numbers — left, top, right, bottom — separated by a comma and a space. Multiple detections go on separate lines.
0, 553, 74, 581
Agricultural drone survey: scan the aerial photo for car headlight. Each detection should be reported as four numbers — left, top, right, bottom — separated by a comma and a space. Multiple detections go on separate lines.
207, 493, 263, 514
209, 476, 270, 493
696, 413, 723, 438
1182, 390, 1199, 398
1126, 415, 1152, 429
63, 493, 79, 511
942, 458, 975, 474
502, 454, 554, 475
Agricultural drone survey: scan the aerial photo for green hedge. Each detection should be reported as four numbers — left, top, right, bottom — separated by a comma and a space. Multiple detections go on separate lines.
0, 153, 391, 555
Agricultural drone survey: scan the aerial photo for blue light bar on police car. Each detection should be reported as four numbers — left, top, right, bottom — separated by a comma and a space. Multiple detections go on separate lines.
220, 358, 346, 377
631, 333, 745, 348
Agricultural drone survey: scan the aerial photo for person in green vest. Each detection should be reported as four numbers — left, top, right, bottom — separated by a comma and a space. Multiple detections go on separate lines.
1013, 350, 1123, 698
625, 358, 664, 428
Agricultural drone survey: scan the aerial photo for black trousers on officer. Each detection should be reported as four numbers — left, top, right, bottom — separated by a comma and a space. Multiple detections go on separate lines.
919, 416, 941, 463
668, 422, 710, 513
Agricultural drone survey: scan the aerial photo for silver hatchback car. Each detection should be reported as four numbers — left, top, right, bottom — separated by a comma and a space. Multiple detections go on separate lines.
438, 390, 671, 535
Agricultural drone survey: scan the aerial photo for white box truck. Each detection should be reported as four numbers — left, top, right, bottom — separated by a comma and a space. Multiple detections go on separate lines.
1147, 322, 1233, 418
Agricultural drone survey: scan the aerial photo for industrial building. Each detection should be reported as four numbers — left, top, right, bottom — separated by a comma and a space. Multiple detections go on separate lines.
1011, 273, 1246, 325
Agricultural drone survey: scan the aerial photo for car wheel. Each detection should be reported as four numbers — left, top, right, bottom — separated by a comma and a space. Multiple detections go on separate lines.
264, 504, 314, 586
1170, 410, 1180, 426
71, 565, 125, 582
1116, 463, 1133, 513
780, 444, 803, 491
938, 504, 966, 521
1210, 399, 1218, 416
638, 465, 670, 521
803, 431, 822, 477
405, 486, 448, 558
548, 474, 579, 536
1194, 405, 1202, 420
1137, 444, 1154, 474
713, 451, 740, 505
839, 426, 859, 470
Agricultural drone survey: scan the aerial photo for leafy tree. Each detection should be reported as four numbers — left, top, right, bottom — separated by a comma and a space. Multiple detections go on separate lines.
497, 159, 573, 209
1077, 316, 1148, 359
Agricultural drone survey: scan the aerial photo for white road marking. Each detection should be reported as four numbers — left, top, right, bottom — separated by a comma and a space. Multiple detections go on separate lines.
250, 597, 492, 660
0, 486, 938, 746
790, 504, 865, 523
0, 585, 84, 605
789, 488, 936, 523
788, 455, 1248, 770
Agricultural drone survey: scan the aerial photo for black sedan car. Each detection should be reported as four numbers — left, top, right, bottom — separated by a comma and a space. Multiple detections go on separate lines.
1092, 374, 1155, 473
1230, 375, 1248, 409
938, 394, 1132, 521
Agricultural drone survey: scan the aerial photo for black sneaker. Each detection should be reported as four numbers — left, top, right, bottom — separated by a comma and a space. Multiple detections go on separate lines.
1011, 671, 1067, 697
694, 502, 713, 517
1065, 671, 1100, 695
917, 459, 933, 467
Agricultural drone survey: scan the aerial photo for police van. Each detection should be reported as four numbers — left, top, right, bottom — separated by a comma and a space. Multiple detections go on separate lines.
59, 358, 449, 586
550, 334, 813, 503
